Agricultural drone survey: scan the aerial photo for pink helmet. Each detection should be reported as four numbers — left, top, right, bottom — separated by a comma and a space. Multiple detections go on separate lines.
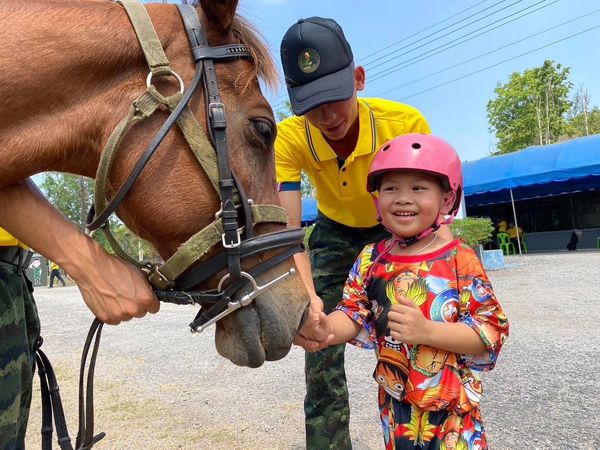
367, 133, 463, 217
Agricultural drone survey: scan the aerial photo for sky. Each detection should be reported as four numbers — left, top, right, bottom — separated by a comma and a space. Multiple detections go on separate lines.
233, 0, 600, 162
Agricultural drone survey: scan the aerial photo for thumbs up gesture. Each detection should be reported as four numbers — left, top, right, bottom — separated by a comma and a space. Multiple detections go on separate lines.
387, 296, 431, 345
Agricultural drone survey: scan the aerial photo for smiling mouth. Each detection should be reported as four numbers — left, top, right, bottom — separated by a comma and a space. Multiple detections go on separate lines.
325, 121, 344, 133
393, 211, 417, 218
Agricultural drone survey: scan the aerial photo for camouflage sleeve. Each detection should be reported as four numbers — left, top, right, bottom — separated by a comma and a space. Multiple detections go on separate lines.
335, 244, 377, 349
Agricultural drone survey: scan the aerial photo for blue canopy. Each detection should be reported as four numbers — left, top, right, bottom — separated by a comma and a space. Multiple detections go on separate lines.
463, 134, 600, 207
301, 197, 318, 224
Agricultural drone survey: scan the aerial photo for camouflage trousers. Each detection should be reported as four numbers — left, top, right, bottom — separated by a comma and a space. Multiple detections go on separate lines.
0, 260, 40, 450
305, 214, 388, 450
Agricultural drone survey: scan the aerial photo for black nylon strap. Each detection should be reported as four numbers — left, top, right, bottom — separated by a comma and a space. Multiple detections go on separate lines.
175, 228, 305, 290
177, 4, 247, 280
191, 43, 250, 61
75, 319, 106, 450
34, 337, 74, 450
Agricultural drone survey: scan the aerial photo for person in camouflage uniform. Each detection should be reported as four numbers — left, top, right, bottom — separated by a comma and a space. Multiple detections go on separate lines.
0, 230, 40, 450
0, 180, 159, 449
304, 215, 388, 447
275, 17, 435, 449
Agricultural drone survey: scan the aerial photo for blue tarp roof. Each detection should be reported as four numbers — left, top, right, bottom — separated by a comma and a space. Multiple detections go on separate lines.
301, 197, 318, 224
463, 134, 600, 207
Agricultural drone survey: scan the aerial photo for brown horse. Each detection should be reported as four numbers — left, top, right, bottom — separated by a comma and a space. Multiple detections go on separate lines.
0, 0, 309, 368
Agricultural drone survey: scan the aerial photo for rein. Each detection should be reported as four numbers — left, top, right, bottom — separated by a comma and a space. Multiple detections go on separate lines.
36, 2, 304, 448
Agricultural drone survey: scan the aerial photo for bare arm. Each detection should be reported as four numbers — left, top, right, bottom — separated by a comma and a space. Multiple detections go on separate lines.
0, 180, 159, 324
422, 321, 486, 355
278, 190, 320, 304
296, 310, 361, 351
325, 310, 362, 345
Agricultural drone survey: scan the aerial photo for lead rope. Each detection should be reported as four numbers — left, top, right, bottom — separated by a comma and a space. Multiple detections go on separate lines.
34, 326, 106, 450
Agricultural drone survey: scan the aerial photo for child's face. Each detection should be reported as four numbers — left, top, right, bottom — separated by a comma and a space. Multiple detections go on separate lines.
377, 170, 449, 239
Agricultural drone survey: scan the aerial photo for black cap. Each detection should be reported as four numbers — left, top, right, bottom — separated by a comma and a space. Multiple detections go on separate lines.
280, 17, 354, 116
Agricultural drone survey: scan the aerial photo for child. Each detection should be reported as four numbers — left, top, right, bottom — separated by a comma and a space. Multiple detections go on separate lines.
299, 134, 509, 450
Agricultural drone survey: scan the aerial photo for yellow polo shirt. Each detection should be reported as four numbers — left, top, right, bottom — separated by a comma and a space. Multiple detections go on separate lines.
0, 226, 28, 249
275, 98, 430, 228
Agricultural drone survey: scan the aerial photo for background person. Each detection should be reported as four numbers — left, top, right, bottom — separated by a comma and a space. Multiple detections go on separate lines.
506, 222, 524, 248
275, 16, 453, 449
298, 134, 509, 449
48, 260, 66, 287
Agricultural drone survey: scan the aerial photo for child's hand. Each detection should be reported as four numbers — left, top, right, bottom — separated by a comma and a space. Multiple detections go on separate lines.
294, 311, 334, 352
387, 296, 431, 345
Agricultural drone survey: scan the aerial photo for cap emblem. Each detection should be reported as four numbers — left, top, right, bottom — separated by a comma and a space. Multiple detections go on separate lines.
298, 48, 320, 73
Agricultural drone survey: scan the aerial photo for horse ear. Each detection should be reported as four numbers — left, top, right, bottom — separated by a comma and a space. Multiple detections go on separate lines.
199, 0, 238, 42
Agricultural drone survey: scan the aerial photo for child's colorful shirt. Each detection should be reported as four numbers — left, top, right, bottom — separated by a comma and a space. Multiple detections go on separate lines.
336, 239, 509, 414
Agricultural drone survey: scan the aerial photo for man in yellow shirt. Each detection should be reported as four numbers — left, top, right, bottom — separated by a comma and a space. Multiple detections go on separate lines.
49, 261, 66, 287
507, 222, 524, 247
275, 17, 450, 449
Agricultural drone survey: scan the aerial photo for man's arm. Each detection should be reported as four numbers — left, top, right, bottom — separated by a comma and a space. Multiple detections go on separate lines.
278, 190, 319, 300
0, 180, 159, 324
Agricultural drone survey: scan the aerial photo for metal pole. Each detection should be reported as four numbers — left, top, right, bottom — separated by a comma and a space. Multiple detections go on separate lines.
569, 193, 576, 229
509, 188, 522, 255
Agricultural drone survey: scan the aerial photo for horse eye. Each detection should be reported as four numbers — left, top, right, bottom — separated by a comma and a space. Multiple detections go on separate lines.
251, 119, 275, 146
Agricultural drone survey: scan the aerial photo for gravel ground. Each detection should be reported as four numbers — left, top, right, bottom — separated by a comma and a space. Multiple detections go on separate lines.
24, 251, 600, 449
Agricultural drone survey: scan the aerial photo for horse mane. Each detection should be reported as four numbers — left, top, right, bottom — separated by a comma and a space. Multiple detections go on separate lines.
231, 15, 278, 92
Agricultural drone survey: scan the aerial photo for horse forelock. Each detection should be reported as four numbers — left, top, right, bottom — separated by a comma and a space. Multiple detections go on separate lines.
231, 16, 278, 92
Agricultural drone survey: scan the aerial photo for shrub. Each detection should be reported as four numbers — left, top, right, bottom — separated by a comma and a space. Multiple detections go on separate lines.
450, 217, 494, 247
304, 224, 315, 249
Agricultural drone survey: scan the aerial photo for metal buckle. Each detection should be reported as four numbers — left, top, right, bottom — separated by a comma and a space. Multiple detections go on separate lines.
214, 200, 251, 220
192, 268, 296, 333
208, 102, 225, 119
147, 265, 173, 290
222, 229, 241, 249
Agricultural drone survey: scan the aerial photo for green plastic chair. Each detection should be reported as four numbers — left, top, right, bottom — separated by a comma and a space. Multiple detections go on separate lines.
519, 236, 528, 254
497, 232, 515, 255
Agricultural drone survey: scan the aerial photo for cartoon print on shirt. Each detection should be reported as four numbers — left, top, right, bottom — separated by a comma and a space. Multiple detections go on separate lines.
385, 271, 428, 306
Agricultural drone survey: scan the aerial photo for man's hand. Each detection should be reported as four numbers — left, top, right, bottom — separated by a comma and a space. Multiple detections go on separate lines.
308, 294, 324, 314
293, 311, 334, 352
387, 296, 431, 345
69, 246, 159, 325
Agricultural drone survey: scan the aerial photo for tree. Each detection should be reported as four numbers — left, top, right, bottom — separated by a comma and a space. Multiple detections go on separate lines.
40, 173, 159, 261
275, 100, 316, 197
41, 173, 93, 228
567, 84, 600, 137
487, 60, 572, 154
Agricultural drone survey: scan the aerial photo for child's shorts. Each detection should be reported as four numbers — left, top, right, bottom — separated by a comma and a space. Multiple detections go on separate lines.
378, 389, 488, 450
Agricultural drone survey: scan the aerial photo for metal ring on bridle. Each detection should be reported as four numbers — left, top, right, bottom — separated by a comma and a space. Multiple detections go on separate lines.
146, 70, 185, 95
217, 271, 256, 293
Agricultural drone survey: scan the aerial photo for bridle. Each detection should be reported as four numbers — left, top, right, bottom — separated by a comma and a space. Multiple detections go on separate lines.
86, 1, 304, 332
35, 2, 305, 448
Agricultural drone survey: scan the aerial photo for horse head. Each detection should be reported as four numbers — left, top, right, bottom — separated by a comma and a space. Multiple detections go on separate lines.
0, 0, 310, 368
112, 0, 310, 368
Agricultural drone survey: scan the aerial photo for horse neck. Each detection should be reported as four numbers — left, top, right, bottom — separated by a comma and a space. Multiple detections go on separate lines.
0, 1, 190, 186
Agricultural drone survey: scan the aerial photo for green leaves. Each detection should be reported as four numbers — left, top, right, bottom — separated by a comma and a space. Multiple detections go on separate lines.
450, 217, 494, 247
487, 60, 573, 154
